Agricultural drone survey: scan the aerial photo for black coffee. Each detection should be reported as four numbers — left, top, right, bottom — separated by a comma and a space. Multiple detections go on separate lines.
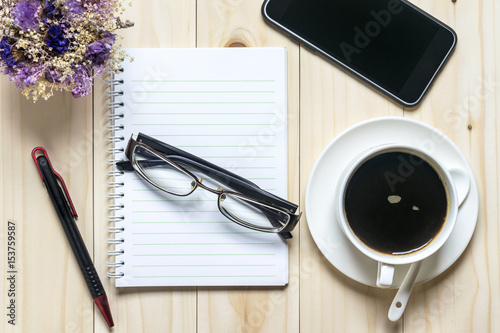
344, 152, 448, 255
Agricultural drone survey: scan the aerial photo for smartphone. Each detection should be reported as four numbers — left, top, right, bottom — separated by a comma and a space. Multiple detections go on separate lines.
262, 0, 457, 107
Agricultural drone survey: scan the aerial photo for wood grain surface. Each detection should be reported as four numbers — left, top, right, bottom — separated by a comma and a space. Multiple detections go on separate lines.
1, 0, 498, 332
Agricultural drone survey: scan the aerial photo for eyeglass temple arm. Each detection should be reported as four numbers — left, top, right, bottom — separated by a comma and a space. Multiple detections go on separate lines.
137, 133, 258, 187
134, 133, 298, 214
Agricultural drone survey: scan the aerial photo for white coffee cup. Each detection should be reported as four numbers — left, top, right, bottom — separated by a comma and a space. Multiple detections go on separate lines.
335, 144, 470, 288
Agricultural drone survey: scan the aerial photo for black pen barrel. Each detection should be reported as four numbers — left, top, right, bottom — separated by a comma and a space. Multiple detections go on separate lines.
37, 156, 105, 299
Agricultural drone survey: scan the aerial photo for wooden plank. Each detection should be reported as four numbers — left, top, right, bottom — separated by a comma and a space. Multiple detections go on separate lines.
0, 78, 94, 332
196, 1, 300, 332
404, 0, 500, 331
93, 1, 198, 332
298, 27, 404, 333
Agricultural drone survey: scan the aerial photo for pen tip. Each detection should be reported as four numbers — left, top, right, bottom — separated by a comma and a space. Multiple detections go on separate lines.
94, 295, 114, 327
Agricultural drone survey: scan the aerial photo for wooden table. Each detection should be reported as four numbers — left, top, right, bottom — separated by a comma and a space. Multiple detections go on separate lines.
1, 1, 498, 332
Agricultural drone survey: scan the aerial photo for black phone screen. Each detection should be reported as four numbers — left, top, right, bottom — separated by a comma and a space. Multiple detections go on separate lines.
264, 0, 456, 105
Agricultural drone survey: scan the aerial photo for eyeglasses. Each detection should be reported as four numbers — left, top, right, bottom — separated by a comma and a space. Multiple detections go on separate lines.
116, 133, 301, 239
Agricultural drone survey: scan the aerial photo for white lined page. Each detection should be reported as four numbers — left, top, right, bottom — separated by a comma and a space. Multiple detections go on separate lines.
113, 48, 289, 286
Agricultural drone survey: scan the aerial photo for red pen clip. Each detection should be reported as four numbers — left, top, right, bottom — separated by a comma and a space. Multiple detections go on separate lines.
32, 147, 78, 219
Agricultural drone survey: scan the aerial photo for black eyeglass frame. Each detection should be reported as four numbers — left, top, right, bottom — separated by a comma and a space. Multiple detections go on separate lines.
116, 133, 301, 239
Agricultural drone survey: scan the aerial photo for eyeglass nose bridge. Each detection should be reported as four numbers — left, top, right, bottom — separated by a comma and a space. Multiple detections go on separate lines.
195, 179, 223, 195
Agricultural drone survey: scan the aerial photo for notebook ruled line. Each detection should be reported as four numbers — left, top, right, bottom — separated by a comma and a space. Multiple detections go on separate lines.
131, 91, 275, 94
132, 187, 277, 192
131, 123, 274, 126
131, 80, 276, 83
133, 265, 276, 267
152, 135, 276, 137
131, 199, 213, 202
132, 210, 220, 213
132, 254, 276, 256
132, 232, 260, 235
132, 275, 276, 278
131, 221, 232, 224
132, 102, 276, 105
132, 113, 275, 115
132, 243, 276, 246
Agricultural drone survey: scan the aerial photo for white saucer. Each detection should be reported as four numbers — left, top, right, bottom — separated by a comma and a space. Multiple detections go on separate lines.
305, 117, 479, 288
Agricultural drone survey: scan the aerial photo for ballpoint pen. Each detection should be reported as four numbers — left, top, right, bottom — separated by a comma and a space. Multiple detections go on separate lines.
32, 147, 114, 328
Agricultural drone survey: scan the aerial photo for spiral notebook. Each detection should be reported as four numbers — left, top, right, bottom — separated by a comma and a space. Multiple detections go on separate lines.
107, 48, 290, 287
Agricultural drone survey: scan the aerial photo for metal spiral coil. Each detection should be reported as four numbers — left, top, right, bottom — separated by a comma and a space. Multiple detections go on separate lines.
106, 90, 124, 97
107, 272, 125, 278
106, 78, 124, 85
107, 227, 125, 233
106, 101, 125, 108
106, 124, 125, 131
106, 147, 125, 154
107, 170, 124, 177
107, 215, 125, 223
107, 238, 125, 244
107, 159, 124, 166
107, 249, 124, 256
107, 113, 124, 120
108, 204, 124, 210
107, 181, 125, 188
107, 261, 125, 268
106, 71, 127, 279
107, 136, 125, 143
107, 192, 124, 199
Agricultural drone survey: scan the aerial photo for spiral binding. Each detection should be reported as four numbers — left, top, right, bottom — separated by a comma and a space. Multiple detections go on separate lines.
106, 72, 126, 278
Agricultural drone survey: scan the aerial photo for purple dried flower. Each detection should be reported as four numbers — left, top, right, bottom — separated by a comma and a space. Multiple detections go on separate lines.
102, 31, 116, 46
85, 33, 115, 66
85, 40, 108, 66
43, 0, 62, 22
81, 0, 101, 5
13, 67, 30, 88
65, 0, 85, 16
45, 68, 63, 84
0, 37, 17, 69
13, 0, 41, 30
45, 25, 71, 54
13, 65, 44, 88
70, 65, 92, 97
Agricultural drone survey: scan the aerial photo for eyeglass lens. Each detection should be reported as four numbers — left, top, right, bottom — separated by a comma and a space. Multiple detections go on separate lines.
133, 145, 196, 196
219, 193, 290, 230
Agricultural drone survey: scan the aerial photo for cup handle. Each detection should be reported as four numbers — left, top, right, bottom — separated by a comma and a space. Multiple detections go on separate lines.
449, 168, 470, 207
377, 262, 395, 288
